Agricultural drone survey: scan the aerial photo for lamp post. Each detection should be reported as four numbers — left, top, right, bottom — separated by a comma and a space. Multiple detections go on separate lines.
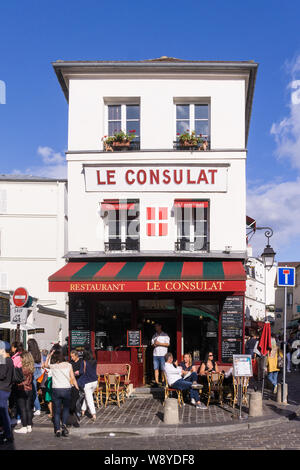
247, 226, 276, 397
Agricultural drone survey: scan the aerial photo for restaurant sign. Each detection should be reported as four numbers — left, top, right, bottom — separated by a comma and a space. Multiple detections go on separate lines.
50, 279, 246, 293
84, 165, 228, 192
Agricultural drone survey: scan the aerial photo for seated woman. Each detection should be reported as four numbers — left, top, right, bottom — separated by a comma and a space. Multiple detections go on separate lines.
199, 352, 219, 384
179, 353, 198, 382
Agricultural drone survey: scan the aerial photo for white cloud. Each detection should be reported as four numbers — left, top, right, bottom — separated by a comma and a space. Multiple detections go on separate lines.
37, 146, 65, 165
248, 54, 300, 258
11, 146, 67, 179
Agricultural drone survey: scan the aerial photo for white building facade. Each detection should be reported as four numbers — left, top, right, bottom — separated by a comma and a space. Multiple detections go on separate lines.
0, 176, 68, 349
49, 58, 257, 386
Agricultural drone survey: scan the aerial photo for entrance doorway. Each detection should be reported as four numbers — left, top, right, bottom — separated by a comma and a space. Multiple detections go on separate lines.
138, 311, 177, 385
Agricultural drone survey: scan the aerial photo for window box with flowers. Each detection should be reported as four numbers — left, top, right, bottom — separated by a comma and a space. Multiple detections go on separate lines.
102, 130, 137, 152
176, 130, 209, 151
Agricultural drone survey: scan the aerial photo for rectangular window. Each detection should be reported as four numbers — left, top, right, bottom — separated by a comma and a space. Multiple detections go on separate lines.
107, 104, 140, 146
175, 200, 209, 252
102, 199, 139, 251
176, 103, 209, 140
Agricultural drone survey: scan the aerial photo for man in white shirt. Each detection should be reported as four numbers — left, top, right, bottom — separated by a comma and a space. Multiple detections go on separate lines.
164, 353, 207, 409
151, 323, 170, 386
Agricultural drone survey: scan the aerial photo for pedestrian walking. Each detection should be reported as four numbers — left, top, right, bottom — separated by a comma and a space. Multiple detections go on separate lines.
69, 350, 83, 426
45, 348, 78, 437
14, 351, 34, 434
9, 341, 24, 425
0, 341, 14, 445
77, 348, 98, 422
267, 335, 282, 394
27, 338, 42, 416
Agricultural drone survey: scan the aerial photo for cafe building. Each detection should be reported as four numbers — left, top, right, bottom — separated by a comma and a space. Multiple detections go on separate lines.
49, 58, 258, 387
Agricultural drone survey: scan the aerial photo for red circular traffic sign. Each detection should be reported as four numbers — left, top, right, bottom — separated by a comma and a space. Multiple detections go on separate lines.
13, 287, 28, 307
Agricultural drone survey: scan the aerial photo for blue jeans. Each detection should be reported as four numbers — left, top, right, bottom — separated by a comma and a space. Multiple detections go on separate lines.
183, 372, 198, 383
153, 356, 165, 371
0, 390, 12, 439
171, 379, 200, 402
33, 368, 42, 411
268, 371, 278, 387
52, 388, 71, 432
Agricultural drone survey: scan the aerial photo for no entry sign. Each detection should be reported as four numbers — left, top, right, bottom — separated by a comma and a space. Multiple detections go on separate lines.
12, 287, 28, 307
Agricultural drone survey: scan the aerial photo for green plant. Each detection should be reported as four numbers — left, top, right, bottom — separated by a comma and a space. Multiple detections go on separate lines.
102, 129, 136, 146
177, 130, 205, 145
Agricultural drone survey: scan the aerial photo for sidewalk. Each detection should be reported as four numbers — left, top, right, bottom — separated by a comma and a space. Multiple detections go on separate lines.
30, 371, 300, 436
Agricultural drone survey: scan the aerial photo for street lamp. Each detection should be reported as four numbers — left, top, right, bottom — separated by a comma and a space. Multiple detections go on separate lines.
260, 228, 276, 269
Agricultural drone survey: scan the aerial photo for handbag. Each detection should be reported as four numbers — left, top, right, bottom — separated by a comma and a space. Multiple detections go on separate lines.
13, 366, 25, 384
277, 354, 284, 368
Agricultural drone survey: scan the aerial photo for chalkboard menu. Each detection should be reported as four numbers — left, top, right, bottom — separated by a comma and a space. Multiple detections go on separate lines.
0, 296, 10, 323
71, 330, 91, 348
221, 296, 243, 363
127, 330, 142, 347
69, 296, 89, 330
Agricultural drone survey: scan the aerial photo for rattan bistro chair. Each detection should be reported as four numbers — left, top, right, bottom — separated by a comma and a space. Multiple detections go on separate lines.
206, 372, 224, 407
104, 373, 126, 408
163, 373, 184, 407
93, 375, 104, 408
232, 376, 249, 409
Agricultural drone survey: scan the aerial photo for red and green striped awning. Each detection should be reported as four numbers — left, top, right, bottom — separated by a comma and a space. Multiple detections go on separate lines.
49, 260, 246, 293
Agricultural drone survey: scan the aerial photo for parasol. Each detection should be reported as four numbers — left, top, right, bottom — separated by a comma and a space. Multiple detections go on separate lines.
258, 321, 272, 396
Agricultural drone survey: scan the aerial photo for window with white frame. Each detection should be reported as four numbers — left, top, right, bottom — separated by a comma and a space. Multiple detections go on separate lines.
101, 199, 140, 251
175, 103, 209, 139
107, 104, 140, 142
175, 200, 209, 251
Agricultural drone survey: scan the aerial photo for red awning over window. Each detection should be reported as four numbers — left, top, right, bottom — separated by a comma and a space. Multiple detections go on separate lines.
101, 200, 136, 211
174, 200, 209, 208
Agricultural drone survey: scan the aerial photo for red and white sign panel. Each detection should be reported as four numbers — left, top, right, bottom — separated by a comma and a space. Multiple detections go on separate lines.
84, 165, 228, 192
13, 287, 28, 307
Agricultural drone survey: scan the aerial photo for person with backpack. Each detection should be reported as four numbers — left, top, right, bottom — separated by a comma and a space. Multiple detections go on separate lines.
0, 341, 14, 445
27, 339, 42, 416
77, 348, 98, 422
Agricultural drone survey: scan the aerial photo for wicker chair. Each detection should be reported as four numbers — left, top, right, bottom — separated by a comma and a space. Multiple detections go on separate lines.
231, 376, 249, 409
163, 373, 184, 407
104, 373, 126, 408
206, 372, 224, 407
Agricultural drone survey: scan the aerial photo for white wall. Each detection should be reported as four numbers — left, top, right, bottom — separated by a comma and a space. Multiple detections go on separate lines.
68, 76, 246, 151
0, 180, 68, 346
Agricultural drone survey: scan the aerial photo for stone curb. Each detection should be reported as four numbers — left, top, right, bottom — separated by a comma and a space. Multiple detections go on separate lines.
31, 414, 292, 437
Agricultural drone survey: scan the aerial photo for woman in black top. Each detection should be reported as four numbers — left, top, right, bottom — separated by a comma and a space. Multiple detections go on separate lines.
200, 352, 219, 376
0, 341, 14, 444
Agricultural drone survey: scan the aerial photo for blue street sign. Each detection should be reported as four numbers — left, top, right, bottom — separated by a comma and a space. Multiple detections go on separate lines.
277, 267, 296, 287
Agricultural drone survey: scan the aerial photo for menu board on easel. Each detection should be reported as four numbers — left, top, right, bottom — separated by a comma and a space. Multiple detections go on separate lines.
221, 296, 243, 363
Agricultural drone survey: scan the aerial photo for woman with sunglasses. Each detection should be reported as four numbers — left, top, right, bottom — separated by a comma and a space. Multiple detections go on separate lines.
199, 352, 219, 377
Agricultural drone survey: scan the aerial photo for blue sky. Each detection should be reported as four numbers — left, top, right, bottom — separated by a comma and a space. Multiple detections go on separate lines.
1, 0, 300, 261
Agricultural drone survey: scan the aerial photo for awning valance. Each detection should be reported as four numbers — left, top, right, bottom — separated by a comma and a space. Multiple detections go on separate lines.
49, 260, 246, 293
174, 200, 209, 208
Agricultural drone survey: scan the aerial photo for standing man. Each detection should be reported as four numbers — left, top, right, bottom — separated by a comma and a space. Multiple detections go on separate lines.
151, 323, 170, 386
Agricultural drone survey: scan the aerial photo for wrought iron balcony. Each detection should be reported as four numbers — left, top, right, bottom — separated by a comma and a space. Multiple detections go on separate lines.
175, 240, 209, 252
104, 239, 140, 252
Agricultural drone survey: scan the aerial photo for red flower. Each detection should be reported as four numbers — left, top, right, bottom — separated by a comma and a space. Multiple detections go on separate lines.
177, 132, 180, 135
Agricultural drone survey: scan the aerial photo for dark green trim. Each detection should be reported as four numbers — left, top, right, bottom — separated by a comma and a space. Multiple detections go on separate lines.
71, 262, 106, 280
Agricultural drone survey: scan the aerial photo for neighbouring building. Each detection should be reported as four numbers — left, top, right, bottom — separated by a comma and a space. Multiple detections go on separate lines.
0, 175, 68, 349
49, 57, 258, 386
244, 245, 277, 332
274, 262, 300, 335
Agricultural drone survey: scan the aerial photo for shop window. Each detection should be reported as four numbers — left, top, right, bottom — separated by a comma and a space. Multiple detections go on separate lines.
175, 200, 209, 251
182, 301, 219, 362
101, 199, 140, 251
95, 301, 131, 350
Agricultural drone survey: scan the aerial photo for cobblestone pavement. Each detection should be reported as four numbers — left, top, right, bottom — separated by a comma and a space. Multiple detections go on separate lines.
2, 371, 300, 451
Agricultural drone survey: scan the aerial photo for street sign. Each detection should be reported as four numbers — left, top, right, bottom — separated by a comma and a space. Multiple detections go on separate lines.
277, 267, 295, 287
12, 287, 28, 307
10, 307, 28, 325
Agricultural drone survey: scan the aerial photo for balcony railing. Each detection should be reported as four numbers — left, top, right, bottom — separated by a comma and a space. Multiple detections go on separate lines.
103, 140, 140, 152
173, 139, 210, 151
104, 239, 140, 252
175, 240, 209, 252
